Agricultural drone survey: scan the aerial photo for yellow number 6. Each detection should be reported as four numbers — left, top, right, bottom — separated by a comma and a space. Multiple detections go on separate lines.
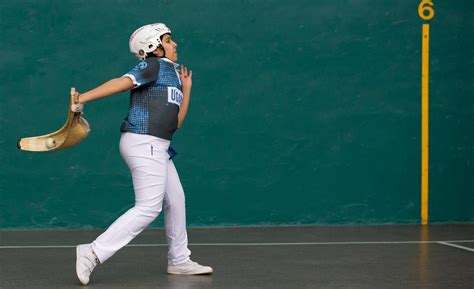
419, 0, 435, 20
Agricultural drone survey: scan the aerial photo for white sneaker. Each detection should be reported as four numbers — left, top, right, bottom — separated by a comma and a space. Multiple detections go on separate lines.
76, 244, 100, 285
167, 260, 213, 275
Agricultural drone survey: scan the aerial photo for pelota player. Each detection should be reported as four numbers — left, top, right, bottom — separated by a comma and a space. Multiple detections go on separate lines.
73, 23, 213, 286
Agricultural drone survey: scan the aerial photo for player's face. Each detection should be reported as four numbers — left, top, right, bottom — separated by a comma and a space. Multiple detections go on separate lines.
162, 34, 178, 62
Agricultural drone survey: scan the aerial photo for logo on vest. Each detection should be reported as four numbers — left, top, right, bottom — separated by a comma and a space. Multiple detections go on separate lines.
167, 87, 183, 107
133, 61, 148, 70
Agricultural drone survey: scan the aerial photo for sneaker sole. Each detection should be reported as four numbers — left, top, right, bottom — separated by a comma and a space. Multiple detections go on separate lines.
167, 268, 213, 275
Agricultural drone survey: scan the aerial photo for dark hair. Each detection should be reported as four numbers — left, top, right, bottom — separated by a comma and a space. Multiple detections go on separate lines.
146, 51, 159, 58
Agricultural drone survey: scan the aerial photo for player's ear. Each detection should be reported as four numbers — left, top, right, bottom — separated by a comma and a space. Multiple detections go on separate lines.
152, 48, 164, 57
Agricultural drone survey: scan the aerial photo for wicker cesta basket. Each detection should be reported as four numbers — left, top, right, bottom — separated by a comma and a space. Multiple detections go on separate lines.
18, 88, 91, 152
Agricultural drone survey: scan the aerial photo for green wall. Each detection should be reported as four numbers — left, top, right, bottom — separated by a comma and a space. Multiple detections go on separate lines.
0, 0, 472, 228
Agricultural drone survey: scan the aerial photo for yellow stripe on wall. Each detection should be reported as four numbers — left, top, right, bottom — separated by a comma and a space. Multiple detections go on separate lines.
421, 23, 430, 225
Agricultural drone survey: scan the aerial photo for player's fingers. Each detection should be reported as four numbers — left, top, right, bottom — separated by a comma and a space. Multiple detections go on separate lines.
188, 70, 192, 78
71, 88, 81, 103
183, 65, 188, 76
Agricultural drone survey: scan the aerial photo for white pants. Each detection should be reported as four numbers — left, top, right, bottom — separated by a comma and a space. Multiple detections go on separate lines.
92, 132, 191, 265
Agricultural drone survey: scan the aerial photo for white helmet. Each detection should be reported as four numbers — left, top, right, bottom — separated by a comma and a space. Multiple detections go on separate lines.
129, 23, 171, 59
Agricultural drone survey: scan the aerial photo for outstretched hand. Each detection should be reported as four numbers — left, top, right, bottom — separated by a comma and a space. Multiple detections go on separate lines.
70, 88, 84, 113
180, 65, 192, 90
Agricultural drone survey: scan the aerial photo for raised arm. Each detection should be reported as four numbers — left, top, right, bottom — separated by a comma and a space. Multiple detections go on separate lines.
78, 77, 134, 104
177, 65, 192, 128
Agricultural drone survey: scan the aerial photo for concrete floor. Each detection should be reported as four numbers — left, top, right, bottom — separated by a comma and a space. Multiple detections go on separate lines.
0, 225, 473, 289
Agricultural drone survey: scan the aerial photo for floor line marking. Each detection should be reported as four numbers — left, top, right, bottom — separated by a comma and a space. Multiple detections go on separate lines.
1, 240, 473, 249
437, 241, 474, 252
